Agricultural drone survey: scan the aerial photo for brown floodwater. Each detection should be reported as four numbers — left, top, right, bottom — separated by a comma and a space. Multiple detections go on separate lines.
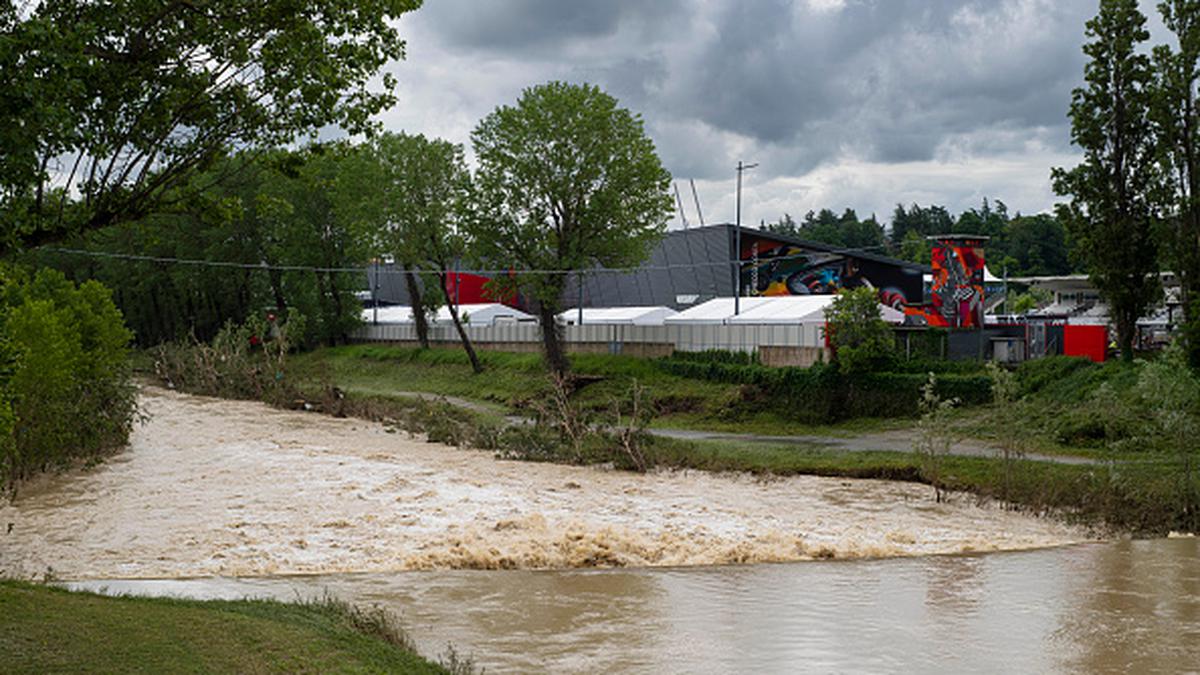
10, 386, 1190, 673
65, 538, 1200, 673
0, 387, 1091, 580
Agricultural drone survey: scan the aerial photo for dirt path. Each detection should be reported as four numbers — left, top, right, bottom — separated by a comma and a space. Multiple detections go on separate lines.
0, 387, 1091, 581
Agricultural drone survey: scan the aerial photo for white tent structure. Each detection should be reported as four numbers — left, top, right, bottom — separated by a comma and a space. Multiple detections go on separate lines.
362, 303, 533, 326
664, 297, 773, 325
725, 296, 836, 325
438, 303, 533, 326
665, 296, 904, 326
361, 305, 415, 324
557, 306, 678, 326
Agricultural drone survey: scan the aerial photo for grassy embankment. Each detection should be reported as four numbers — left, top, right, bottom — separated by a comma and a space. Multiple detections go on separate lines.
0, 579, 464, 674
273, 345, 1198, 533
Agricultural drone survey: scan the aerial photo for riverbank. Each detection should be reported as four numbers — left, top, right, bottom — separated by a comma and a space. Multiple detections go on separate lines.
0, 579, 454, 673
0, 387, 1092, 580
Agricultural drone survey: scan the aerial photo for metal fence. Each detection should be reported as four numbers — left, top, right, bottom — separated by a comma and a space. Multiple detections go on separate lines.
350, 321, 827, 354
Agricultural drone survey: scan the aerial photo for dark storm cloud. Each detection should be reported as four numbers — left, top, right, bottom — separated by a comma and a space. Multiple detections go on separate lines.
406, 0, 1102, 183
664, 0, 1092, 170
419, 0, 684, 52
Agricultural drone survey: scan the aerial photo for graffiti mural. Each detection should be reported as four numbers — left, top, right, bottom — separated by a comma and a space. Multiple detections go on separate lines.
737, 234, 920, 309
903, 236, 986, 328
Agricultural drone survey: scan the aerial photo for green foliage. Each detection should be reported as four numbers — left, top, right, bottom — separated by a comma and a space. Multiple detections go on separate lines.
0, 268, 134, 488
666, 349, 761, 366
33, 149, 365, 348
467, 81, 674, 373
1052, 0, 1162, 361
824, 287, 896, 373
151, 314, 305, 406
0, 580, 453, 674
1, 0, 420, 252
764, 208, 885, 250
913, 373, 959, 502
1014, 355, 1096, 397
1151, 1, 1200, 372
1008, 286, 1052, 315
655, 358, 991, 422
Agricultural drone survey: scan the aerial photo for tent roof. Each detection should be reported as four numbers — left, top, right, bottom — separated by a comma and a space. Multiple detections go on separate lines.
558, 306, 678, 325
361, 303, 532, 325
667, 295, 905, 325
724, 296, 837, 324
664, 297, 774, 324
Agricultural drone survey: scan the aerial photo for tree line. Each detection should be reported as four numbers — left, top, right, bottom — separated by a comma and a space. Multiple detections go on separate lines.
762, 198, 1076, 278
24, 82, 674, 377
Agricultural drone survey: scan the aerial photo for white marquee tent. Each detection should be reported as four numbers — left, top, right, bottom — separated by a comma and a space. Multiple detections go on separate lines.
557, 306, 678, 326
362, 303, 533, 326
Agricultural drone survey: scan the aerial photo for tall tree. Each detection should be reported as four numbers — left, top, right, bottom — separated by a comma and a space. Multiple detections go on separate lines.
467, 82, 673, 376
1, 0, 419, 254
1053, 0, 1161, 361
1152, 0, 1200, 369
353, 132, 482, 371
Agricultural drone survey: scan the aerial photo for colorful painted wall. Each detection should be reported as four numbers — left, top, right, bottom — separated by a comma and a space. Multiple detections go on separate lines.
904, 236, 987, 329
736, 232, 922, 309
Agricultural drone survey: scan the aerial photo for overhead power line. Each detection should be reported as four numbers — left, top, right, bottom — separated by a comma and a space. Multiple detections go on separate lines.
42, 239, 909, 276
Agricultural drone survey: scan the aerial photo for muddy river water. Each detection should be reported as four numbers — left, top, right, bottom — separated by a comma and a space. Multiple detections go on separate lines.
3, 388, 1198, 672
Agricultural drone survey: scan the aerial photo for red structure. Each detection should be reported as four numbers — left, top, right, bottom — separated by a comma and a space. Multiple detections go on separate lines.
1063, 324, 1107, 363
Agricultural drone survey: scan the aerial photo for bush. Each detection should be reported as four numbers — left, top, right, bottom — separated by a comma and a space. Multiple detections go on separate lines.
824, 287, 896, 373
0, 268, 135, 489
151, 314, 306, 406
655, 357, 991, 422
1014, 355, 1093, 397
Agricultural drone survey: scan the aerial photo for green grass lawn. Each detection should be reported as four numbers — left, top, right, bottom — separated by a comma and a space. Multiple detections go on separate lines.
289, 345, 916, 438
0, 580, 453, 674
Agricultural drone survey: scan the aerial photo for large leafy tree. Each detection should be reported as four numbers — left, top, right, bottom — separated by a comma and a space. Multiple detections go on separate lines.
1152, 0, 1200, 370
351, 132, 482, 372
467, 81, 673, 375
0, 0, 420, 254
1053, 0, 1161, 361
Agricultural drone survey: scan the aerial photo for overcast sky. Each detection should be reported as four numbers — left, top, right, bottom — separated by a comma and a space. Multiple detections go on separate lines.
376, 0, 1165, 231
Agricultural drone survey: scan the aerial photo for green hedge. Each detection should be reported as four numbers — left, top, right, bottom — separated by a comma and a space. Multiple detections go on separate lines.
0, 268, 134, 488
656, 358, 991, 422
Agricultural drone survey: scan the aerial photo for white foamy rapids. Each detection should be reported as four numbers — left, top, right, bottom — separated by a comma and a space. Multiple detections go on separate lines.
0, 387, 1092, 580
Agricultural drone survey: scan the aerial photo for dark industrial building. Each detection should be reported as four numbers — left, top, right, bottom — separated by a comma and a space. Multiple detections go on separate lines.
367, 223, 930, 311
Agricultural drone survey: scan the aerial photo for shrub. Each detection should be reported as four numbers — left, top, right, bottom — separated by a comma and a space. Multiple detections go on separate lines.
1014, 355, 1093, 397
824, 287, 896, 374
151, 313, 305, 406
0, 268, 135, 489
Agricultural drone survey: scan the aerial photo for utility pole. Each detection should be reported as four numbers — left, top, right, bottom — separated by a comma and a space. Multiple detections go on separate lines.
734, 160, 758, 315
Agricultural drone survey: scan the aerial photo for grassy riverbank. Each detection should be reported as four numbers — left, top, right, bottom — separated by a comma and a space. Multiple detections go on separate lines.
0, 579, 459, 674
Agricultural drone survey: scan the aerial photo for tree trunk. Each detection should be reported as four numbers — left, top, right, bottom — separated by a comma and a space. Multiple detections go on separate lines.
535, 300, 569, 376
269, 267, 287, 315
1117, 306, 1136, 363
327, 269, 344, 345
440, 273, 483, 374
403, 267, 430, 349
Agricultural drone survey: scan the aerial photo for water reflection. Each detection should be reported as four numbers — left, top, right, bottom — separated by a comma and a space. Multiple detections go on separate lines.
68, 540, 1200, 674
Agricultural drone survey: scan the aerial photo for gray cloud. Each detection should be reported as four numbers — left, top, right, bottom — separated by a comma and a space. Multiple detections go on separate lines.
419, 0, 684, 53
380, 0, 1167, 220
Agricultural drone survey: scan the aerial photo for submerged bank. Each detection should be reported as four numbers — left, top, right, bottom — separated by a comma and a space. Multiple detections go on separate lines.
0, 387, 1091, 580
